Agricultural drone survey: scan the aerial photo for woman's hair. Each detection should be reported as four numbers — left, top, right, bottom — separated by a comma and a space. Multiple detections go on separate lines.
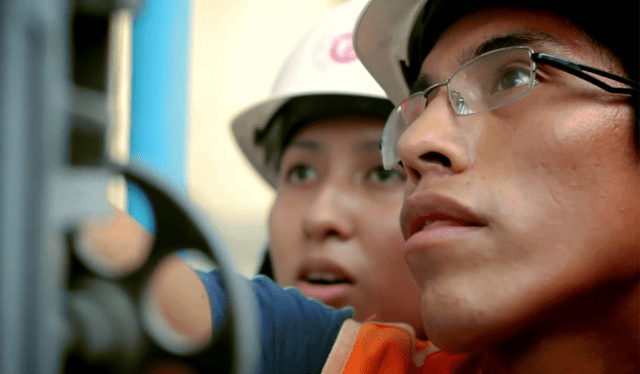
254, 94, 394, 173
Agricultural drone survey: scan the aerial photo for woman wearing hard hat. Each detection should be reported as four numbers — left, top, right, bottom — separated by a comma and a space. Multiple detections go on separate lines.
133, 0, 426, 370
77, 1, 426, 369
227, 0, 423, 335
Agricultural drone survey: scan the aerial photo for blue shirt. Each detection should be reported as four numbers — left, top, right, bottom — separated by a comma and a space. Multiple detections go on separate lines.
197, 270, 354, 374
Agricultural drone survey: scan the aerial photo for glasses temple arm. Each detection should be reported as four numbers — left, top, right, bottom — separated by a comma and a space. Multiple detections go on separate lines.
533, 53, 638, 95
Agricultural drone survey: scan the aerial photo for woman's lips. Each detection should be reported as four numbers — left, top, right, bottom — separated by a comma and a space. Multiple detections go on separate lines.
296, 282, 351, 307
296, 258, 354, 307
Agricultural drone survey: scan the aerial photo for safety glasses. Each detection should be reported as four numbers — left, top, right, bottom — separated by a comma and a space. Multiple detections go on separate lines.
381, 46, 638, 169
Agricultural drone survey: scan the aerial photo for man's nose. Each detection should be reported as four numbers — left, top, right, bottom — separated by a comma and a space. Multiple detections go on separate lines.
396, 94, 472, 185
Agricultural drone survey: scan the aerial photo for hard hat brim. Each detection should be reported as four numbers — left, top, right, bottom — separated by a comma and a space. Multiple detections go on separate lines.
232, 93, 393, 188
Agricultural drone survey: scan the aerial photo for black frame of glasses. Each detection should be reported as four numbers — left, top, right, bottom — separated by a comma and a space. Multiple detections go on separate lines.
532, 52, 639, 95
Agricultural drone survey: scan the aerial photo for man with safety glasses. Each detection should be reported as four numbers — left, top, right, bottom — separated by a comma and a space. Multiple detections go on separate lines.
333, 0, 638, 372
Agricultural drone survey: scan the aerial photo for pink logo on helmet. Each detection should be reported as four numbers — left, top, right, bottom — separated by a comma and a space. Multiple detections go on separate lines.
330, 33, 357, 64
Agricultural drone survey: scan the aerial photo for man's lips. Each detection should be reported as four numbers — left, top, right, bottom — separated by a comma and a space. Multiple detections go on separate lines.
401, 193, 487, 240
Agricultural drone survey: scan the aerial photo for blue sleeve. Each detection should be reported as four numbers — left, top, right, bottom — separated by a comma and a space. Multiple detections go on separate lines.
197, 270, 354, 374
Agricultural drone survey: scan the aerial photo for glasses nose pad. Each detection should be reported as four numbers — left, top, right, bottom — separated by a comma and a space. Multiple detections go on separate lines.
381, 112, 401, 170
449, 90, 468, 115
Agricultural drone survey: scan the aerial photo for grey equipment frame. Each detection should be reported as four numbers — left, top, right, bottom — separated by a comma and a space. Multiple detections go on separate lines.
0, 0, 259, 373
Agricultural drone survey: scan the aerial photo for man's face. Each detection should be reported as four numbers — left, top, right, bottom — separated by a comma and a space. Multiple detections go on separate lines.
397, 7, 639, 352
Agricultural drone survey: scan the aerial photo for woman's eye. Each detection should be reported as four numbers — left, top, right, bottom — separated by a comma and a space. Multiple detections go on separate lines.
285, 164, 317, 184
367, 166, 405, 184
493, 67, 532, 92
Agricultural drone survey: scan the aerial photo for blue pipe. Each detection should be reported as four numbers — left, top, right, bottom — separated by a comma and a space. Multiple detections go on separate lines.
128, 0, 191, 233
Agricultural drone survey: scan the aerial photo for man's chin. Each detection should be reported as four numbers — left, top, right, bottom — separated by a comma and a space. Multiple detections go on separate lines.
419, 285, 509, 354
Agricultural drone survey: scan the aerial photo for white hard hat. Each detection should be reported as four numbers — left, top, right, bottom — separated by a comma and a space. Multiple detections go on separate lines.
232, 0, 393, 188
353, 0, 428, 106
353, 0, 635, 107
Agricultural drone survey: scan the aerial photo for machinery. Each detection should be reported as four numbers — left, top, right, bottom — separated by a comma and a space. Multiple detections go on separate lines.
0, 1, 259, 373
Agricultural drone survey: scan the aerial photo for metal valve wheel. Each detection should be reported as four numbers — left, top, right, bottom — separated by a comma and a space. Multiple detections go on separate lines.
65, 162, 260, 374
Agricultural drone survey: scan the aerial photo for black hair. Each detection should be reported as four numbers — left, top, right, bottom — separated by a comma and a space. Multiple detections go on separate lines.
404, 0, 638, 85
253, 94, 394, 173
257, 247, 274, 279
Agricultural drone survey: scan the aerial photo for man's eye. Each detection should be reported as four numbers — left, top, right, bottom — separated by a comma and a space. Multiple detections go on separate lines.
286, 165, 317, 183
367, 166, 405, 184
493, 67, 532, 92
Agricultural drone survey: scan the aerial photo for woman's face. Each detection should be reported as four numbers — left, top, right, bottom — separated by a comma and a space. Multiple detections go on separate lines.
269, 115, 424, 336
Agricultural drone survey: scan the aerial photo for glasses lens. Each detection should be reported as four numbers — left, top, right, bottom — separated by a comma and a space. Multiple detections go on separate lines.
449, 47, 535, 115
382, 48, 536, 169
381, 92, 426, 169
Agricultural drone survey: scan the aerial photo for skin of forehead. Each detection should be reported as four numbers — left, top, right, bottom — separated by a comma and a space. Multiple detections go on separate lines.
288, 120, 383, 152
278, 118, 385, 183
420, 6, 614, 80
277, 114, 386, 167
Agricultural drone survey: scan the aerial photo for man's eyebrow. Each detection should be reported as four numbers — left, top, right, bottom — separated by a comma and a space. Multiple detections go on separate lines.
410, 31, 558, 94
465, 31, 557, 63
410, 74, 435, 94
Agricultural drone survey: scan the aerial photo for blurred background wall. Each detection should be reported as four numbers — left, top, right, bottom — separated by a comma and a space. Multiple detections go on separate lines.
110, 0, 350, 277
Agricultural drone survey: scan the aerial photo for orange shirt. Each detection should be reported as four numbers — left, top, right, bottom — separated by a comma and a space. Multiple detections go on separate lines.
322, 320, 467, 374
